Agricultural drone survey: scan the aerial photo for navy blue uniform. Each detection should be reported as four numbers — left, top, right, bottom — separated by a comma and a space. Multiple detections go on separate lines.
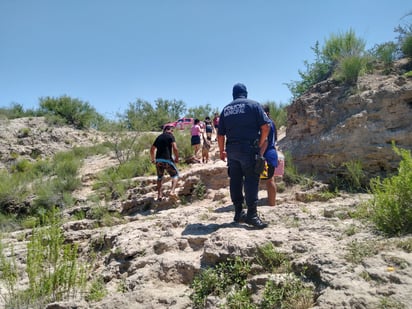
218, 83, 270, 228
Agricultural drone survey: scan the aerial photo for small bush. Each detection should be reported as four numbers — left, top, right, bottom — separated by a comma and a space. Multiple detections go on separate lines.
401, 35, 412, 58
193, 181, 206, 200
260, 276, 314, 309
378, 296, 406, 309
342, 160, 367, 192
256, 242, 290, 272
0, 103, 43, 119
32, 159, 54, 177
173, 130, 193, 159
17, 127, 31, 138
93, 169, 126, 200
368, 145, 412, 236
334, 55, 365, 85
0, 240, 18, 304
0, 209, 88, 307
85, 276, 107, 302
39, 95, 102, 129
226, 286, 253, 308
369, 42, 398, 73
283, 151, 304, 185
0, 171, 30, 214
190, 257, 250, 308
345, 240, 378, 264
0, 213, 21, 232
396, 238, 412, 253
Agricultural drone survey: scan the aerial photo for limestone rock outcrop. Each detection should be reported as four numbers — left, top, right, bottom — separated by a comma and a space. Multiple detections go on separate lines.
279, 70, 412, 182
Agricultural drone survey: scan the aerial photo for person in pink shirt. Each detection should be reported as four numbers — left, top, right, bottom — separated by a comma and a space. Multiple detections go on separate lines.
191, 119, 202, 162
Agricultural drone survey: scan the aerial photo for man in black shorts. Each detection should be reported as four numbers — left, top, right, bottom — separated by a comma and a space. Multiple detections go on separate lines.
150, 126, 179, 200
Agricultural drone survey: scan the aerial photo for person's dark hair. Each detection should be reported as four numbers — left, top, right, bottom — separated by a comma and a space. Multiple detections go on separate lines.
194, 119, 200, 124
163, 125, 173, 132
263, 104, 270, 114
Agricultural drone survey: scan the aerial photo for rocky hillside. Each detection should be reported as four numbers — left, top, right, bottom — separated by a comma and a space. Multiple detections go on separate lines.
1, 104, 412, 307
279, 59, 412, 182
0, 116, 110, 170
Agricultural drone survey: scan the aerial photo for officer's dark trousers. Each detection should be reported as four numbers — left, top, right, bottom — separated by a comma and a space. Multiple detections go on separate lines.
227, 150, 259, 212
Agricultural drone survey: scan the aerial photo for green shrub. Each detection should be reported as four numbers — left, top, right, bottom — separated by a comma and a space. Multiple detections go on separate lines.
39, 95, 102, 129
344, 240, 378, 264
0, 240, 18, 305
322, 29, 365, 65
368, 145, 412, 236
33, 180, 62, 212
333, 55, 365, 85
193, 181, 206, 200
89, 205, 122, 227
286, 41, 331, 99
260, 276, 314, 309
226, 286, 254, 309
50, 152, 82, 196
94, 153, 154, 201
256, 242, 290, 272
287, 29, 366, 98
31, 159, 54, 177
0, 171, 30, 214
0, 209, 88, 307
190, 251, 314, 308
369, 42, 398, 73
190, 257, 251, 308
173, 130, 193, 159
396, 238, 412, 253
0, 212, 21, 232
401, 35, 412, 58
0, 103, 43, 119
282, 151, 310, 186
93, 169, 126, 200
18, 127, 31, 138
72, 144, 111, 158
117, 155, 153, 178
111, 135, 140, 164
342, 160, 366, 192
85, 276, 107, 302
121, 98, 186, 131
378, 297, 406, 309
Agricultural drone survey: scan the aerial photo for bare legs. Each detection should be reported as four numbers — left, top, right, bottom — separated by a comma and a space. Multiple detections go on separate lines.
156, 179, 163, 200
156, 177, 178, 200
266, 176, 277, 206
170, 177, 178, 196
193, 144, 201, 161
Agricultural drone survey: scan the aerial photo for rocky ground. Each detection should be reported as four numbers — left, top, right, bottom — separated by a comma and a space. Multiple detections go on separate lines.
1, 117, 412, 308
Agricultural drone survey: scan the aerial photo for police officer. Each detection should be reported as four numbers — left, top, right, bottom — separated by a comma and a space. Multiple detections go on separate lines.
217, 83, 270, 229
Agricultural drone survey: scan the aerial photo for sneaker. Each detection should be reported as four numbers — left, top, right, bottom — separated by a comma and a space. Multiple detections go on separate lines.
233, 210, 247, 223
245, 216, 268, 229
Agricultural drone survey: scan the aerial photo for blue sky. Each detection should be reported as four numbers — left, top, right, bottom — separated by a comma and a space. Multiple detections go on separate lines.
1, 1, 411, 119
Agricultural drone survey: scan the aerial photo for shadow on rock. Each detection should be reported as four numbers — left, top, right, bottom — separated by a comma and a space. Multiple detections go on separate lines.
182, 222, 243, 235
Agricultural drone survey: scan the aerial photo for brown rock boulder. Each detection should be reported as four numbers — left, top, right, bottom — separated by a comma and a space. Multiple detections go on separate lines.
279, 73, 412, 182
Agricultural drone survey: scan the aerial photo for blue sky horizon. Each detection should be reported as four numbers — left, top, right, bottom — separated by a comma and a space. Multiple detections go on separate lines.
1, 1, 411, 119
